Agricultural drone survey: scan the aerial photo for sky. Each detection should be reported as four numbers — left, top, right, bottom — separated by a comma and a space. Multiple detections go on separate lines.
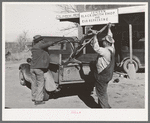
3, 3, 78, 42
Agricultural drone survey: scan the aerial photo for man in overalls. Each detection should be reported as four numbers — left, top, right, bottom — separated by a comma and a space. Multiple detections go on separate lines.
91, 31, 115, 108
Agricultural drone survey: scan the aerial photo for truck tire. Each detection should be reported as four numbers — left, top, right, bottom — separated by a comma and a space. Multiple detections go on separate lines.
123, 59, 139, 73
19, 71, 26, 86
19, 70, 50, 101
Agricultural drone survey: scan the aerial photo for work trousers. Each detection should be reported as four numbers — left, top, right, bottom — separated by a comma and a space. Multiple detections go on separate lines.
95, 77, 111, 108
30, 68, 45, 101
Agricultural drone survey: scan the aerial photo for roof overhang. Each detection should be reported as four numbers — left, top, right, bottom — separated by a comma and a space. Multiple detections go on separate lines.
56, 5, 145, 22
118, 5, 145, 14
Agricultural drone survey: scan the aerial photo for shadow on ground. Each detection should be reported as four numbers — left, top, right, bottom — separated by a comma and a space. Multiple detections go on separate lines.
25, 82, 100, 108
50, 84, 101, 108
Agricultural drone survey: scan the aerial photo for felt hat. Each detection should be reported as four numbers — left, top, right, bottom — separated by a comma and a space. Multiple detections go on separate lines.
33, 35, 43, 43
102, 35, 115, 44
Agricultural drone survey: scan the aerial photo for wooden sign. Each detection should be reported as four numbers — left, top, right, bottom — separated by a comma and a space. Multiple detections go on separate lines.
80, 9, 118, 26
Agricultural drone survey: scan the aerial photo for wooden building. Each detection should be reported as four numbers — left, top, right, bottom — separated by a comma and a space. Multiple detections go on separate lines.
56, 5, 146, 72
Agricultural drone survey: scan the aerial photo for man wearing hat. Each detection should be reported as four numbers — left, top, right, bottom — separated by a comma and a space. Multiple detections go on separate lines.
90, 28, 115, 108
30, 35, 57, 105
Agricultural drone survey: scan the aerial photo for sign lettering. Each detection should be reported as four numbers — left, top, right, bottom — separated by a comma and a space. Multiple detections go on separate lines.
56, 13, 79, 19
80, 9, 118, 26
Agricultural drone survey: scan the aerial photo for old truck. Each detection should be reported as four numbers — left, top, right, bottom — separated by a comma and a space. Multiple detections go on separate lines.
18, 24, 112, 99
19, 35, 95, 100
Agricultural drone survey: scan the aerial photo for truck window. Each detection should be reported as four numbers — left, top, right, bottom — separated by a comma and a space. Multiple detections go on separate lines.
48, 42, 66, 50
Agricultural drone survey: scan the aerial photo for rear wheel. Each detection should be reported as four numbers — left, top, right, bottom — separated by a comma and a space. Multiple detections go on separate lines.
123, 59, 139, 73
19, 71, 26, 86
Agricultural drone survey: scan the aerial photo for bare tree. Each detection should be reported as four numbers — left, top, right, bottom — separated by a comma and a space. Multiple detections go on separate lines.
57, 4, 78, 13
17, 30, 30, 52
56, 4, 85, 31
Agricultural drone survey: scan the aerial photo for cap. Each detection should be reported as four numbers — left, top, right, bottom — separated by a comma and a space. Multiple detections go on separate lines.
33, 35, 43, 43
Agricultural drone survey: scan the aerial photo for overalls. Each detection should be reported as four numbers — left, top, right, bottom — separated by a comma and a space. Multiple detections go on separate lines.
94, 50, 115, 108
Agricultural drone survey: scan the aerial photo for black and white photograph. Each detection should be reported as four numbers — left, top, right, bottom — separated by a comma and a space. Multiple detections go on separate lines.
2, 2, 148, 121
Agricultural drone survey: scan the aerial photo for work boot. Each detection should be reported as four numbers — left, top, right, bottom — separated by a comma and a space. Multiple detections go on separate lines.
34, 101, 45, 105
32, 99, 35, 102
54, 87, 61, 92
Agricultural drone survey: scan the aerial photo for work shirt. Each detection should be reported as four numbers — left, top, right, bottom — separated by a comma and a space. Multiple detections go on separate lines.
30, 40, 54, 69
91, 35, 115, 74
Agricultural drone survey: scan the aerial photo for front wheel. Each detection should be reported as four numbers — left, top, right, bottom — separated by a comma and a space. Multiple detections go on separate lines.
123, 59, 139, 73
19, 71, 26, 86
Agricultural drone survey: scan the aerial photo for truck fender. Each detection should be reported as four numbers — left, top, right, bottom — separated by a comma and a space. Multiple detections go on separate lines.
120, 56, 140, 67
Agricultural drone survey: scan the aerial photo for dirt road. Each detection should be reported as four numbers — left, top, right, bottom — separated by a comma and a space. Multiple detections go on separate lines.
4, 60, 145, 109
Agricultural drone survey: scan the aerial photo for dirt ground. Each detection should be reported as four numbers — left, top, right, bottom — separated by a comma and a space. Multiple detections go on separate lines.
4, 60, 145, 109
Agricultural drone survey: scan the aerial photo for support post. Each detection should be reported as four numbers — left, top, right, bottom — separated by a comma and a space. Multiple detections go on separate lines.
129, 24, 133, 64
127, 24, 136, 79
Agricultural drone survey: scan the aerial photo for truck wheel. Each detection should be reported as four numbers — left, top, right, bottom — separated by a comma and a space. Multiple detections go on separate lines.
19, 71, 26, 86
123, 59, 139, 73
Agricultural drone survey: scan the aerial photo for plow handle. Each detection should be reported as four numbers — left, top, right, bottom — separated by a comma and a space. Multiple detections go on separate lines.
70, 23, 111, 58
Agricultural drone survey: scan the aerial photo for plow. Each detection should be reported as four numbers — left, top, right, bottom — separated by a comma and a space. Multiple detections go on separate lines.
61, 23, 113, 64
